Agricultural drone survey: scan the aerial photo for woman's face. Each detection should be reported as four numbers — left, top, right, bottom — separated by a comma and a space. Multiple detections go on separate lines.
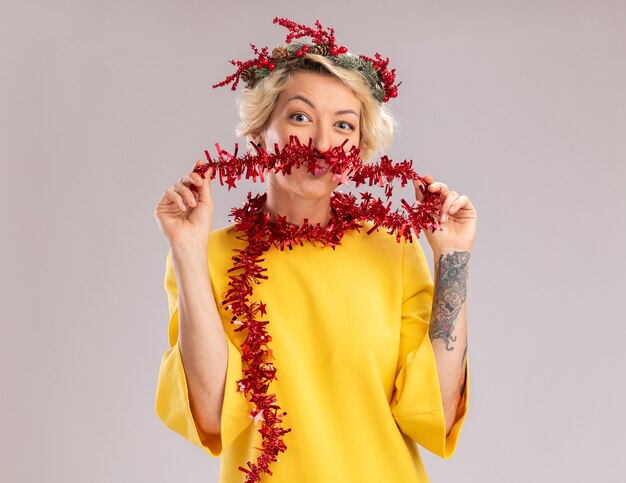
258, 70, 361, 200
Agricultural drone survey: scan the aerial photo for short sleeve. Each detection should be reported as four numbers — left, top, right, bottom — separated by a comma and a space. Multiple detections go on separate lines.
390, 237, 470, 459
154, 249, 253, 457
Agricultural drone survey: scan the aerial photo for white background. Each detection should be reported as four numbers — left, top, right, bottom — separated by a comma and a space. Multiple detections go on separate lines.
1, 0, 624, 481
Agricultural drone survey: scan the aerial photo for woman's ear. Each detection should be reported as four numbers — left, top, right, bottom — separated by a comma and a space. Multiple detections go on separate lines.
251, 134, 265, 152
252, 135, 270, 175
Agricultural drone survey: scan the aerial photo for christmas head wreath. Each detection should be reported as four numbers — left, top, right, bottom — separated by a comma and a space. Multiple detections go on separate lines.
212, 16, 402, 103
190, 16, 443, 483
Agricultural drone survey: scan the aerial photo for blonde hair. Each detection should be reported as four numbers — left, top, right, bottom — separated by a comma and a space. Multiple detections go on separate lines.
235, 53, 397, 164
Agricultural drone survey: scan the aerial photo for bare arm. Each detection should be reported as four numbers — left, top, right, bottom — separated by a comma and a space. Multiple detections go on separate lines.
429, 248, 470, 436
170, 239, 227, 437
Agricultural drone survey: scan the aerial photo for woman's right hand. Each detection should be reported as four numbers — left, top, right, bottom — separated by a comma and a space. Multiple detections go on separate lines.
154, 160, 215, 248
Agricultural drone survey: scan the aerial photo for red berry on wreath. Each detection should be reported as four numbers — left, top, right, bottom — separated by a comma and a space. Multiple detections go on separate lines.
330, 46, 339, 55
390, 89, 398, 98
295, 49, 304, 57
259, 57, 269, 66
301, 45, 309, 52
383, 96, 389, 102
338, 45, 348, 54
268, 62, 276, 70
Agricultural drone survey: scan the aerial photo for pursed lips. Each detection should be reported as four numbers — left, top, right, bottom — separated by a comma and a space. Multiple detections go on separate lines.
309, 157, 329, 176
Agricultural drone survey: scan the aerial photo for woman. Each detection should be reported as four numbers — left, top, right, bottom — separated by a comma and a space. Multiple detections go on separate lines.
154, 18, 476, 483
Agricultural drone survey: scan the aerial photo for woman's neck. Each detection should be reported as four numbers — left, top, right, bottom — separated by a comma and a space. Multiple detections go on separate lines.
263, 188, 332, 228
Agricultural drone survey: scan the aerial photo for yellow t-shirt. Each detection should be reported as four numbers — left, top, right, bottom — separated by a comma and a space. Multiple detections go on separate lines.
155, 219, 470, 482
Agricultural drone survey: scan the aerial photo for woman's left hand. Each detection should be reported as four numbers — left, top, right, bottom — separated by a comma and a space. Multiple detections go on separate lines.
412, 174, 478, 253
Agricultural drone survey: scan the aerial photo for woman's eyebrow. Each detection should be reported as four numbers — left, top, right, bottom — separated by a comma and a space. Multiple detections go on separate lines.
335, 109, 359, 118
286, 95, 359, 118
287, 95, 315, 108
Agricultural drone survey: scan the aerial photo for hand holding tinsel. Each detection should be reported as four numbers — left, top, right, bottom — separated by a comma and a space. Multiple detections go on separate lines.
154, 159, 217, 249
193, 135, 443, 243
412, 174, 478, 253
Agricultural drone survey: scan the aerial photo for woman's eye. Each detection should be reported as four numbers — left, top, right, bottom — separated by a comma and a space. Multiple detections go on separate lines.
336, 121, 353, 131
291, 113, 309, 122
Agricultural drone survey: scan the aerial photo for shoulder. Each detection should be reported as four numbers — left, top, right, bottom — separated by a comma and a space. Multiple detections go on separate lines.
205, 223, 246, 289
208, 223, 245, 252
353, 220, 431, 270
207, 221, 251, 257
349, 219, 411, 255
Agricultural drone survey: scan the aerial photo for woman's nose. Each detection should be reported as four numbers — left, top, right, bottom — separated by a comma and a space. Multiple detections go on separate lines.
312, 126, 331, 154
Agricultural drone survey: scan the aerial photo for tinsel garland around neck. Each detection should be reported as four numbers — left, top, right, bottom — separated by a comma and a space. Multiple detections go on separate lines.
192, 136, 441, 482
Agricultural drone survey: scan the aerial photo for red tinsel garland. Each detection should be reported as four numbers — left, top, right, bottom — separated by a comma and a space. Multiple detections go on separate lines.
193, 136, 441, 482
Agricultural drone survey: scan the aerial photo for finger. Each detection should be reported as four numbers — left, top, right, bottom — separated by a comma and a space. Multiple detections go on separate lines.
196, 166, 214, 203
173, 181, 197, 208
181, 174, 199, 198
440, 191, 460, 222
414, 174, 433, 190
449, 195, 474, 220
449, 195, 469, 215
412, 180, 425, 202
192, 159, 213, 181
428, 181, 449, 194
165, 188, 187, 212
189, 171, 204, 187
181, 167, 207, 198
414, 173, 436, 188
412, 178, 424, 188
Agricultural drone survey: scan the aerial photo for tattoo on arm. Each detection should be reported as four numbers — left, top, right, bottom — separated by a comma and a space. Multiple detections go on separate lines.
429, 251, 470, 351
